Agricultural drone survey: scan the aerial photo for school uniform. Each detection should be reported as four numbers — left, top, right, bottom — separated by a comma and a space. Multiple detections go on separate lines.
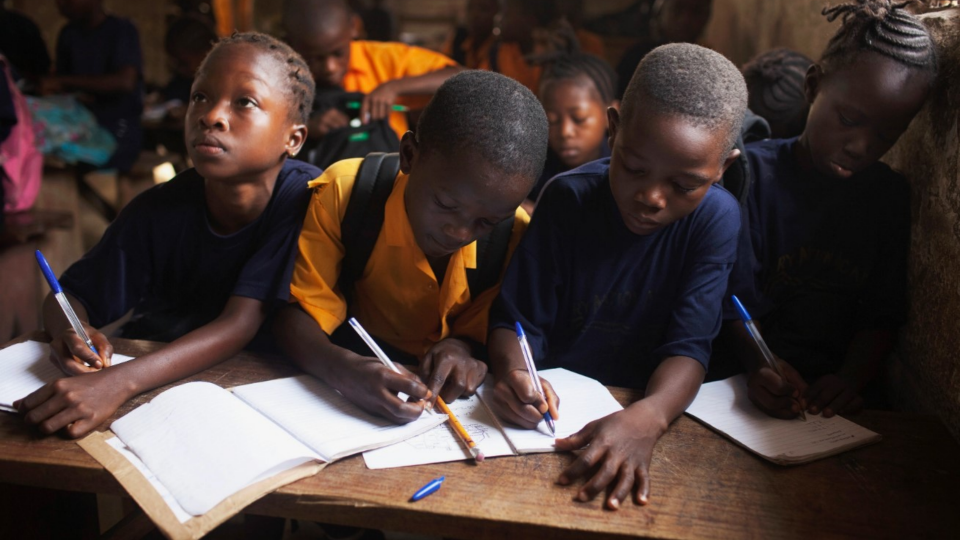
290, 158, 529, 358
55, 15, 144, 172
529, 140, 612, 202
491, 158, 740, 389
341, 41, 456, 141
726, 138, 909, 380
59, 159, 320, 344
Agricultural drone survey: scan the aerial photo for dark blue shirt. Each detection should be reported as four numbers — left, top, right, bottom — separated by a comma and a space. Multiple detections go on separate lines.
60, 159, 320, 343
727, 138, 910, 379
492, 159, 741, 388
529, 138, 611, 202
55, 15, 143, 172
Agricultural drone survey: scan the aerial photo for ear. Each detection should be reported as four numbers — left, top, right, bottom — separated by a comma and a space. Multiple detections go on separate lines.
608, 99, 621, 111
606, 106, 621, 151
717, 147, 741, 183
398, 131, 418, 174
804, 64, 822, 106
285, 122, 308, 158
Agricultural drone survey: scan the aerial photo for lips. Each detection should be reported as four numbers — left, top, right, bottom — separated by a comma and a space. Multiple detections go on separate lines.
193, 135, 227, 156
628, 213, 660, 232
429, 235, 464, 255
829, 161, 855, 179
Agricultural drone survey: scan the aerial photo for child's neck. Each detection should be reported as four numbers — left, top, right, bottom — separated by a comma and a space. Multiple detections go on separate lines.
204, 174, 278, 236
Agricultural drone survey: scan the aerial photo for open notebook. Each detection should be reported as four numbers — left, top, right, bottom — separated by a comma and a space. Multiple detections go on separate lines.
97, 375, 446, 519
363, 368, 624, 469
0, 340, 135, 411
685, 375, 881, 465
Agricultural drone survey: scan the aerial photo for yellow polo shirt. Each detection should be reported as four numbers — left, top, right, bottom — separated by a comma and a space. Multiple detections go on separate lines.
342, 41, 457, 141
291, 158, 529, 357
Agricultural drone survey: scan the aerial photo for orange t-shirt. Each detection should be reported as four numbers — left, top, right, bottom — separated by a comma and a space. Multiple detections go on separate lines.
477, 41, 542, 95
342, 40, 457, 140
441, 32, 494, 70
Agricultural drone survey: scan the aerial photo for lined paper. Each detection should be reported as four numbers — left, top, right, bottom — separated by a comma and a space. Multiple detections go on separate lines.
362, 393, 516, 469
0, 340, 134, 411
232, 375, 448, 461
481, 368, 624, 454
106, 437, 193, 524
111, 382, 322, 516
685, 375, 881, 465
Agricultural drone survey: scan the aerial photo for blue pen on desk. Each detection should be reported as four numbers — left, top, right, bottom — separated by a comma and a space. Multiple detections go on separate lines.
515, 322, 556, 436
35, 250, 100, 363
410, 476, 444, 502
731, 295, 806, 421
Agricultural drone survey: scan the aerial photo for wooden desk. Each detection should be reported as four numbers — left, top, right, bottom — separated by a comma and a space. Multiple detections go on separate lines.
1, 336, 958, 539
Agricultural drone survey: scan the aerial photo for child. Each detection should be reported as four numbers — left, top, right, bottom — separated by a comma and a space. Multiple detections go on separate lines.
16, 33, 319, 439
275, 70, 548, 424
442, 0, 500, 69
488, 43, 746, 509
528, 49, 619, 205
725, 0, 938, 420
742, 48, 813, 139
484, 0, 559, 94
283, 0, 461, 143
43, 0, 144, 173
162, 15, 218, 105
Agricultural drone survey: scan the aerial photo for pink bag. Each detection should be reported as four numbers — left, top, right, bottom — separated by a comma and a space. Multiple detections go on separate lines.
0, 55, 42, 213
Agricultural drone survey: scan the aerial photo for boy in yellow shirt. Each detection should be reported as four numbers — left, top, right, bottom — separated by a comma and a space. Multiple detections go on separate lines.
276, 71, 548, 423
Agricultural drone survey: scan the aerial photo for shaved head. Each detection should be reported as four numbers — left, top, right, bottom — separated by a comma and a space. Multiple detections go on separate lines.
283, 0, 353, 41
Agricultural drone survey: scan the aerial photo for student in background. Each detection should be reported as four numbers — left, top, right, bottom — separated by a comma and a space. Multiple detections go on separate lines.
488, 43, 746, 509
485, 0, 560, 94
615, 0, 713, 99
724, 0, 938, 420
741, 48, 813, 140
42, 0, 144, 173
0, 6, 51, 88
276, 71, 548, 424
162, 15, 218, 105
528, 49, 619, 207
283, 0, 461, 144
558, 0, 605, 57
16, 33, 319, 439
442, 0, 500, 69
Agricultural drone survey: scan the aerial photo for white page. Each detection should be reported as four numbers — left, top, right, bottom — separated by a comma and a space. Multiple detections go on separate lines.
0, 340, 134, 411
232, 375, 448, 461
111, 381, 322, 516
362, 392, 516, 469
685, 375, 881, 465
478, 368, 624, 454
106, 437, 193, 524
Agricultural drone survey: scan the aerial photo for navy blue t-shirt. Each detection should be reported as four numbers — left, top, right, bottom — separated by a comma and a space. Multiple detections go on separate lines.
59, 159, 320, 343
726, 138, 910, 379
491, 159, 741, 389
529, 138, 611, 202
55, 15, 143, 172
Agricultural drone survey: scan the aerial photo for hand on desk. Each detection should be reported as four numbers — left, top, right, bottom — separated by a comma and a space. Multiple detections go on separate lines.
49, 325, 113, 375
555, 403, 663, 510
15, 368, 134, 438
490, 368, 560, 429
419, 338, 487, 406
335, 355, 432, 424
747, 357, 808, 419
805, 374, 863, 417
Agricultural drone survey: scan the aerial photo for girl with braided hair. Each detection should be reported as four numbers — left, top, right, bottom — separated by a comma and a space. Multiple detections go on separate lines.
725, 0, 938, 420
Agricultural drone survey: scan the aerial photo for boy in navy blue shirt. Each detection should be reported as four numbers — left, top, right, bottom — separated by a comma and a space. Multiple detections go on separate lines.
488, 43, 747, 510
43, 0, 143, 172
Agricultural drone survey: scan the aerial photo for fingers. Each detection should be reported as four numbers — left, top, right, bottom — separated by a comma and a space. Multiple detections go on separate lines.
424, 357, 454, 406
360, 95, 373, 124
492, 370, 550, 428
607, 463, 635, 510
805, 375, 863, 417
747, 368, 801, 419
634, 466, 651, 506
541, 378, 560, 420
555, 420, 596, 453
91, 333, 114, 367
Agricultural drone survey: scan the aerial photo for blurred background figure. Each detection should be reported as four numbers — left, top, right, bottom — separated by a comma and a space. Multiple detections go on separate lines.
742, 48, 813, 140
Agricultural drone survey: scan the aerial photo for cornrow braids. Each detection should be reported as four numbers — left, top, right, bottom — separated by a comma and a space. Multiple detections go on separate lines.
534, 50, 619, 105
202, 32, 316, 124
820, 0, 938, 76
742, 48, 813, 138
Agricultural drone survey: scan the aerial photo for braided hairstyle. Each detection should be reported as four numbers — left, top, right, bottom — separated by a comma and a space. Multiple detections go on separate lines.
200, 32, 316, 124
820, 0, 938, 77
530, 26, 618, 105
742, 48, 813, 139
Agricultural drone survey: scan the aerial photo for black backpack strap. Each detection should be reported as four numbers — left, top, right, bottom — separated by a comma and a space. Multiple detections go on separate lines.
467, 215, 515, 297
337, 152, 401, 304
488, 39, 500, 73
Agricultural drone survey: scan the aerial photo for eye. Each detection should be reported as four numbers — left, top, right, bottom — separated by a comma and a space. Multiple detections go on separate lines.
190, 92, 206, 103
672, 181, 697, 194
237, 97, 258, 108
838, 113, 856, 127
478, 218, 497, 228
434, 196, 456, 211
572, 115, 588, 125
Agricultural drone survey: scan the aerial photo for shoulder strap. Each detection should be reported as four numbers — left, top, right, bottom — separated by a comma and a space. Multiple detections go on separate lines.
467, 215, 515, 296
337, 152, 401, 304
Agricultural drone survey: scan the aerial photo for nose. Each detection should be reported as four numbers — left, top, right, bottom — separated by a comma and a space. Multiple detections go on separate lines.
198, 101, 227, 130
561, 117, 576, 139
842, 134, 869, 161
323, 57, 340, 80
442, 221, 473, 244
634, 182, 667, 211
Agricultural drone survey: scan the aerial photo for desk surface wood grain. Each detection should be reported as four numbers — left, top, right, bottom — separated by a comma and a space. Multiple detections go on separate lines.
1, 335, 958, 539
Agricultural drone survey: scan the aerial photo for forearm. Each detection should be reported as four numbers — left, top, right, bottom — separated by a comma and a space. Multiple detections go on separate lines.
42, 292, 89, 338
273, 303, 361, 388
388, 66, 463, 96
837, 328, 893, 391
629, 356, 705, 431
487, 327, 527, 380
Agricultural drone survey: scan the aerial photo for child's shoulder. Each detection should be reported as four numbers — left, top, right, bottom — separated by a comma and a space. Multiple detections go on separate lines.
538, 158, 610, 208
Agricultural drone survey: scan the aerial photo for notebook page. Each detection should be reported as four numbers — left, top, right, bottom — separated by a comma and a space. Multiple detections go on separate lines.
0, 340, 134, 411
232, 375, 448, 461
478, 368, 624, 454
685, 375, 881, 465
111, 381, 322, 516
106, 437, 193, 524
362, 391, 516, 469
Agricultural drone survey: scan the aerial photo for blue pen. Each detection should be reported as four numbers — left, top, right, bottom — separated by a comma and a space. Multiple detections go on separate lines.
515, 322, 556, 436
731, 295, 805, 421
410, 476, 444, 501
35, 250, 100, 362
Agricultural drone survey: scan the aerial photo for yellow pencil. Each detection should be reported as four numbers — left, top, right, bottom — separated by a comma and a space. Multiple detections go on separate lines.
435, 396, 485, 462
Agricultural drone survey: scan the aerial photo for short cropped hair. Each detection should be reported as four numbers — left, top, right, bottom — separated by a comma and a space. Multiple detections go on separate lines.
621, 43, 748, 153
416, 70, 549, 183
742, 48, 813, 139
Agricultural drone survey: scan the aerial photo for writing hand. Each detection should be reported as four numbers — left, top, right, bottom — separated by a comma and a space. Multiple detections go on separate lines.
490, 368, 559, 428
420, 338, 487, 405
49, 326, 113, 375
